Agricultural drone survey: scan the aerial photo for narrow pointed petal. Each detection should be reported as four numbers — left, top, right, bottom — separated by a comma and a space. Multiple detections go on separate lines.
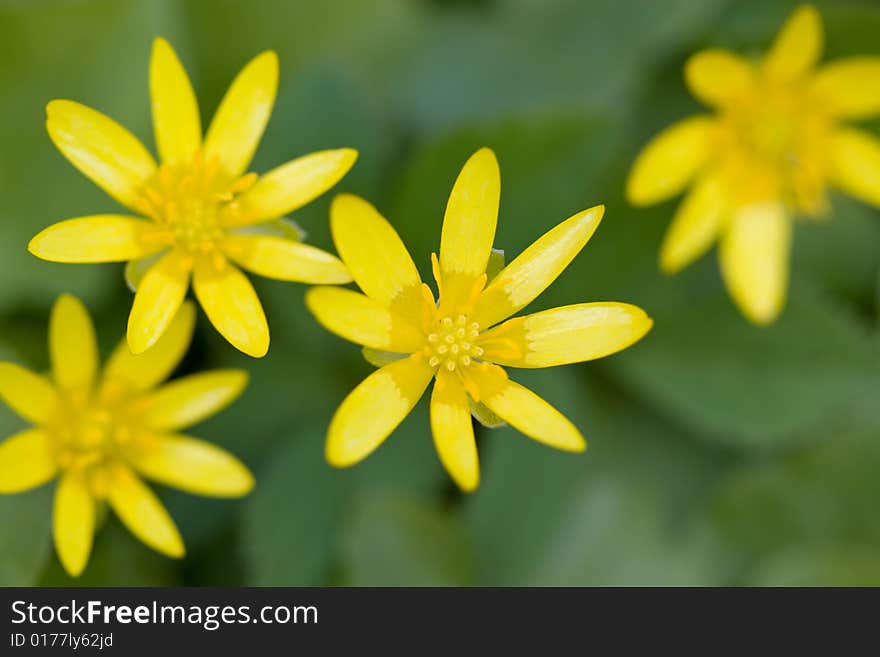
828, 128, 880, 208
28, 215, 166, 263
685, 49, 756, 107
107, 465, 184, 558
0, 429, 57, 493
135, 369, 248, 431
326, 355, 434, 467
659, 175, 726, 273
330, 194, 425, 324
471, 206, 603, 328
719, 202, 791, 325
193, 257, 269, 357
53, 472, 95, 577
50, 294, 98, 392
763, 5, 823, 81
466, 364, 585, 452
0, 363, 58, 424
305, 286, 426, 352
46, 100, 156, 210
811, 58, 880, 119
626, 116, 715, 206
430, 371, 479, 492
233, 149, 358, 225
128, 250, 192, 355
221, 234, 350, 284
150, 37, 201, 166
203, 51, 278, 179
129, 433, 253, 498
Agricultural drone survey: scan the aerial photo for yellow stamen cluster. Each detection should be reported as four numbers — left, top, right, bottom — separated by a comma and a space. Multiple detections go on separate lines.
424, 314, 483, 372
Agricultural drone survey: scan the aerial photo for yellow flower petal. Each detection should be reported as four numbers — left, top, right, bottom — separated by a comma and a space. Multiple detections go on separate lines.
128, 250, 192, 355
150, 37, 202, 166
684, 49, 756, 107
104, 301, 196, 394
305, 286, 426, 352
50, 294, 98, 392
107, 465, 184, 558
233, 149, 359, 225
53, 472, 95, 577
465, 364, 585, 452
192, 257, 269, 357
626, 116, 715, 206
0, 363, 58, 424
125, 251, 165, 292
828, 128, 880, 208
471, 205, 604, 328
28, 215, 166, 263
46, 100, 156, 210
430, 370, 479, 492
477, 303, 652, 368
129, 433, 253, 498
763, 5, 823, 81
659, 175, 726, 274
330, 194, 425, 325
326, 355, 434, 467
203, 51, 278, 179
811, 57, 880, 119
0, 429, 57, 493
719, 202, 791, 325
136, 369, 248, 431
221, 234, 350, 284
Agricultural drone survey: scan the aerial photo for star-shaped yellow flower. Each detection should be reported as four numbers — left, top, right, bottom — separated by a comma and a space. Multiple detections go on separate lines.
29, 38, 357, 357
0, 295, 253, 577
627, 5, 880, 324
306, 148, 652, 491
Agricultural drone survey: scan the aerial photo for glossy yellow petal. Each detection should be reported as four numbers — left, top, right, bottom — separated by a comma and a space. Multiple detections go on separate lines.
221, 234, 350, 284
0, 363, 58, 424
828, 128, 880, 208
465, 364, 585, 452
811, 58, 880, 119
326, 355, 434, 467
719, 202, 791, 325
659, 175, 726, 274
430, 370, 479, 492
129, 433, 253, 498
46, 100, 156, 210
125, 251, 165, 292
685, 49, 756, 107
0, 429, 57, 493
28, 215, 166, 263
104, 301, 196, 394
53, 472, 95, 577
193, 257, 269, 357
763, 5, 823, 81
477, 303, 652, 368
362, 347, 407, 368
107, 465, 184, 558
626, 116, 715, 206
330, 194, 425, 324
128, 250, 192, 355
203, 51, 278, 179
136, 369, 248, 431
305, 286, 425, 352
471, 205, 604, 328
50, 294, 98, 392
233, 149, 358, 225
150, 37, 201, 166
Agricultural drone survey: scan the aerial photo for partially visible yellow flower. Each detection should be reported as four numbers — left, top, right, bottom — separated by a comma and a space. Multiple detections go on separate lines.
0, 294, 253, 577
627, 5, 880, 324
306, 148, 652, 491
29, 38, 357, 357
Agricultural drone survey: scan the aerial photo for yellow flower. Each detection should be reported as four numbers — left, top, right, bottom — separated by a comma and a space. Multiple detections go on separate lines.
627, 5, 880, 325
306, 148, 653, 491
29, 38, 357, 358
0, 294, 253, 577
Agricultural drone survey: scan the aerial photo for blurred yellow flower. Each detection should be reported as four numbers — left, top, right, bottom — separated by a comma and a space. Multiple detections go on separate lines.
30, 38, 356, 357
627, 5, 880, 324
0, 295, 253, 577
306, 148, 652, 491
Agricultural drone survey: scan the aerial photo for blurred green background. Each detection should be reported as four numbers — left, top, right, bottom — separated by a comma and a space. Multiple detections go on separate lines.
2, 0, 880, 587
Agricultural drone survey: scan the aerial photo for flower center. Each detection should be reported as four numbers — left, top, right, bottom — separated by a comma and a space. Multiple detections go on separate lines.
424, 314, 483, 372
